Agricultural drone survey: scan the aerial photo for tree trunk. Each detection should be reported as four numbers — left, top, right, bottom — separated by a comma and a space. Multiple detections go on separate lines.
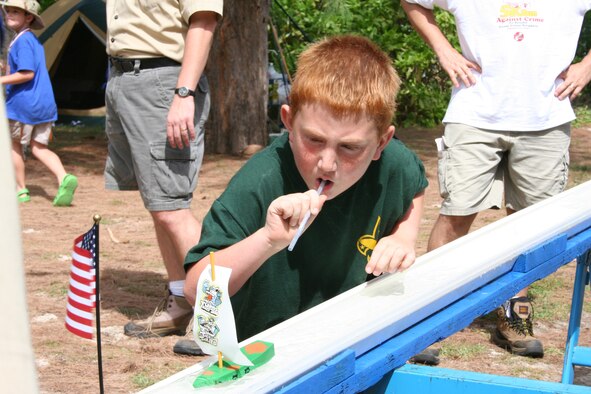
205, 0, 270, 154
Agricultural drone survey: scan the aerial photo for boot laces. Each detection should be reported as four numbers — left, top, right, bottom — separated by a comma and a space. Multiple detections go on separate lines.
505, 300, 535, 336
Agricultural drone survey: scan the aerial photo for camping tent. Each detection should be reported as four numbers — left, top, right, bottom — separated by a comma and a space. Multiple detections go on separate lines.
37, 0, 107, 121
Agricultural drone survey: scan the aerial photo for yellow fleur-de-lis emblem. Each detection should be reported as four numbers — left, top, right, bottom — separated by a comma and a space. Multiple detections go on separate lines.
357, 216, 381, 262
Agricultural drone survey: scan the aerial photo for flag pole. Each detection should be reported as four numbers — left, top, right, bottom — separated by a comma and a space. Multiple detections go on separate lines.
93, 214, 105, 394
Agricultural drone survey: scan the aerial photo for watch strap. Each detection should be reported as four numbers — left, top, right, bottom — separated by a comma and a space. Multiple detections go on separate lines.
174, 87, 196, 97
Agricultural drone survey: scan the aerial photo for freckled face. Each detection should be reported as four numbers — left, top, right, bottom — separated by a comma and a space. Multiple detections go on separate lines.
281, 103, 394, 200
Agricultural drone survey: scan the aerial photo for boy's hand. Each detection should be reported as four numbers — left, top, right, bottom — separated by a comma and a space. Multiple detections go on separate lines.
262, 189, 327, 250
365, 235, 416, 276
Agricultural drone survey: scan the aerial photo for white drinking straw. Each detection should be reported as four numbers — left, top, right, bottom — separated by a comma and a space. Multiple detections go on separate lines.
287, 180, 326, 252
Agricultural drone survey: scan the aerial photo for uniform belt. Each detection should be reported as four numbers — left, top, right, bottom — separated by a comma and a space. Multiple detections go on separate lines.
109, 57, 180, 73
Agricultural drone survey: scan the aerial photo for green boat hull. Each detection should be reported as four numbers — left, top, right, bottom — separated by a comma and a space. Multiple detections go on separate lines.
192, 341, 275, 388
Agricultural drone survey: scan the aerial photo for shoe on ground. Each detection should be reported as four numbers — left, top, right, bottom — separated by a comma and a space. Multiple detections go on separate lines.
173, 339, 205, 356
17, 188, 30, 203
53, 174, 78, 206
409, 347, 440, 366
491, 296, 544, 358
124, 291, 193, 338
172, 316, 205, 356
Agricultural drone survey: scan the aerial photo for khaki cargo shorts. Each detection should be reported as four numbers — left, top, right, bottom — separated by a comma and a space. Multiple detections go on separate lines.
437, 122, 570, 215
9, 120, 53, 145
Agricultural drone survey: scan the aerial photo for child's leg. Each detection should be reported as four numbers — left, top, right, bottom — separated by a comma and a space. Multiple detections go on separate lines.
8, 120, 30, 196
30, 140, 67, 184
11, 138, 26, 191
29, 123, 77, 206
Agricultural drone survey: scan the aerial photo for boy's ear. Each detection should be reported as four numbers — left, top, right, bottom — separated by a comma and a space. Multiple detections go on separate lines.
280, 105, 293, 131
373, 125, 395, 160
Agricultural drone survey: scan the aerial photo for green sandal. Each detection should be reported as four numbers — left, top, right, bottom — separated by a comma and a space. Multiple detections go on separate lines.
17, 188, 30, 203
53, 174, 78, 207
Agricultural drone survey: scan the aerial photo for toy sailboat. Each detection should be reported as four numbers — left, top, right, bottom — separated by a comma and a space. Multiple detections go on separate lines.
192, 253, 274, 388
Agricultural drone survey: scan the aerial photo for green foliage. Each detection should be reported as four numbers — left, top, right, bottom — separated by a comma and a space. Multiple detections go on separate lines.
271, 0, 457, 126
38, 0, 56, 12
574, 104, 591, 127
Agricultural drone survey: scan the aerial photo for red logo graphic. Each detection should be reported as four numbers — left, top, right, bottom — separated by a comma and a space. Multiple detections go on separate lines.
514, 32, 524, 41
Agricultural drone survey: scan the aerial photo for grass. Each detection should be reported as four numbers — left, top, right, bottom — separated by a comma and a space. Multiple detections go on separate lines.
43, 340, 62, 349
116, 306, 145, 318
52, 124, 105, 145
544, 347, 565, 357
47, 281, 68, 297
528, 276, 570, 320
132, 363, 189, 390
440, 341, 488, 359
132, 372, 156, 389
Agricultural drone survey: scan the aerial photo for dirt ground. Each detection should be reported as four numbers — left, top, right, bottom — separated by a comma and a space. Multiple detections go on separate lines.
19, 124, 591, 393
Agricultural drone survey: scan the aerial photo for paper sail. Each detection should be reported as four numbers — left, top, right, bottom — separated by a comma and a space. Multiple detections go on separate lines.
194, 265, 253, 366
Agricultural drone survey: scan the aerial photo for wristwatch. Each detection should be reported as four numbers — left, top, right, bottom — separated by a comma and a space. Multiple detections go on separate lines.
174, 86, 196, 97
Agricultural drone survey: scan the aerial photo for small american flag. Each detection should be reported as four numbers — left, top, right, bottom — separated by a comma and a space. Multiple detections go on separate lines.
65, 224, 98, 339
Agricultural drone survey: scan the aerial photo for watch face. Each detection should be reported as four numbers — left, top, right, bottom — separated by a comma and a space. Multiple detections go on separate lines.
178, 87, 189, 97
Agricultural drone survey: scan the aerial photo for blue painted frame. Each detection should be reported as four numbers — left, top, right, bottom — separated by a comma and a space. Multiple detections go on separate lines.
277, 224, 591, 393
562, 251, 591, 384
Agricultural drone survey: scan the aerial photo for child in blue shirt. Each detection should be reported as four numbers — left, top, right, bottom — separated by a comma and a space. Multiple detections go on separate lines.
1, 0, 77, 206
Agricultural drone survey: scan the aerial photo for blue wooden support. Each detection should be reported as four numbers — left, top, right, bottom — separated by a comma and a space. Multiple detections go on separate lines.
562, 251, 591, 384
378, 364, 591, 393
276, 226, 591, 393
278, 350, 356, 393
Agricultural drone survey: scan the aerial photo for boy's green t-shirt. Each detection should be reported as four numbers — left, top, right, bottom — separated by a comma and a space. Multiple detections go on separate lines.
185, 134, 428, 340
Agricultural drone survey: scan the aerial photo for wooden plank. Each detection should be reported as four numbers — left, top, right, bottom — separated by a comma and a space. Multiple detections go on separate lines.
278, 350, 355, 393
325, 226, 591, 393
140, 181, 591, 394
382, 364, 591, 394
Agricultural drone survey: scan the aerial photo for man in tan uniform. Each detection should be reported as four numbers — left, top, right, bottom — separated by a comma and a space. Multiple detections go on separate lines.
104, 1, 223, 340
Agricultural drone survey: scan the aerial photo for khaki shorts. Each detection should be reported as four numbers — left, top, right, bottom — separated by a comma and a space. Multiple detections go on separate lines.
9, 120, 53, 145
437, 123, 570, 215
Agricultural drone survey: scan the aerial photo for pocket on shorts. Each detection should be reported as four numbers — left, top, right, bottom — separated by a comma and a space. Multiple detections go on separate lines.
437, 149, 450, 199
197, 76, 209, 94
149, 141, 198, 198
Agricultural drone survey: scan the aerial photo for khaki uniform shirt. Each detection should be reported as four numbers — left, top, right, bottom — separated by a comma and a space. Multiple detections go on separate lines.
106, 0, 223, 63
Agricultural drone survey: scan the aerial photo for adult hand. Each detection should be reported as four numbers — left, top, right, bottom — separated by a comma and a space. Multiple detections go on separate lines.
555, 59, 591, 101
166, 95, 196, 149
436, 46, 481, 88
365, 235, 416, 276
262, 189, 327, 250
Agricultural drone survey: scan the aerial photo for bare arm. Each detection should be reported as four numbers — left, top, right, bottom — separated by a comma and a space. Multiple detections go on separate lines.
0, 70, 34, 85
400, 1, 480, 88
167, 11, 218, 149
184, 189, 328, 305
364, 190, 425, 276
555, 50, 591, 101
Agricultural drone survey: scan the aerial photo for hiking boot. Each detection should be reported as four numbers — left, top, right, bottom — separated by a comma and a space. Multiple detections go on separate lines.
124, 291, 193, 338
491, 297, 544, 358
409, 347, 440, 366
172, 317, 205, 356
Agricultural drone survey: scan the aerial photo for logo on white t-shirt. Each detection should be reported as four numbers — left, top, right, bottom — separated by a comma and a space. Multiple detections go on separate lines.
497, 1, 544, 39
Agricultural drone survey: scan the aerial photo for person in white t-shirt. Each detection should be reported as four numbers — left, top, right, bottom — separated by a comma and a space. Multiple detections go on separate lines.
402, 0, 591, 359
